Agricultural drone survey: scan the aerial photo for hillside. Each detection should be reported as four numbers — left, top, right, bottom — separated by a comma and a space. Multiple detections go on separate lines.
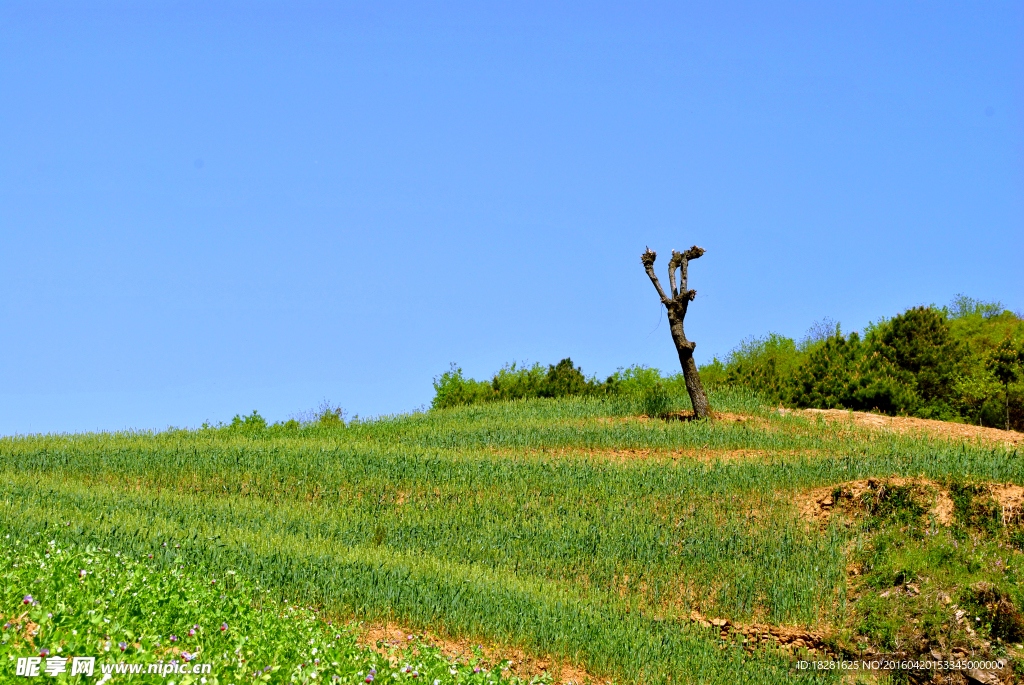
2, 388, 1023, 683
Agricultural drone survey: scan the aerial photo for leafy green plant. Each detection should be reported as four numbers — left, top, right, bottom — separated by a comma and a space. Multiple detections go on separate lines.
860, 484, 926, 527
948, 481, 1002, 535
0, 537, 519, 684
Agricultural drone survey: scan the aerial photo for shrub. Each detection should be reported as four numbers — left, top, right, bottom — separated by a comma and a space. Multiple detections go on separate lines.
723, 333, 800, 403
430, 364, 494, 409
229, 410, 267, 431
540, 358, 591, 398
431, 358, 619, 409
313, 400, 347, 427
639, 383, 672, 417
491, 362, 548, 401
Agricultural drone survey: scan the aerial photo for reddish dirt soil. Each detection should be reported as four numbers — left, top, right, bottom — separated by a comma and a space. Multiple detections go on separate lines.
490, 445, 811, 465
685, 609, 832, 657
358, 623, 599, 684
796, 407, 1023, 448
796, 477, 1024, 528
667, 407, 1023, 448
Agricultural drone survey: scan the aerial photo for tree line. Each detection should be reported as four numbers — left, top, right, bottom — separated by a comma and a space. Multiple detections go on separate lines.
701, 295, 1024, 430
431, 295, 1024, 431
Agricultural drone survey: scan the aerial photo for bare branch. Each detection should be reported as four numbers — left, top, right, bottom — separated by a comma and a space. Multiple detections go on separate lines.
641, 248, 670, 302
677, 246, 705, 297
667, 251, 683, 299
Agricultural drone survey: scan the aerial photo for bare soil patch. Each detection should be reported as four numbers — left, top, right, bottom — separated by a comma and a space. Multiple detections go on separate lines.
358, 623, 599, 684
663, 410, 760, 424
797, 477, 1024, 527
666, 406, 1022, 448
488, 445, 809, 465
797, 407, 1023, 448
685, 609, 834, 657
797, 477, 952, 526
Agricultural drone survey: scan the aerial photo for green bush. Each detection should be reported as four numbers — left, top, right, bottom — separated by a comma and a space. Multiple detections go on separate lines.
431, 359, 619, 410
229, 410, 267, 431
723, 333, 800, 403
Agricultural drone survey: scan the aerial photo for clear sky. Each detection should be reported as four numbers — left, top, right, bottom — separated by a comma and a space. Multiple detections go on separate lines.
2, 2, 1021, 435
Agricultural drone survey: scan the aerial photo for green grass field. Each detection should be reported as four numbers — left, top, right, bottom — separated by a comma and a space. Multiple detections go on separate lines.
1, 387, 1021, 684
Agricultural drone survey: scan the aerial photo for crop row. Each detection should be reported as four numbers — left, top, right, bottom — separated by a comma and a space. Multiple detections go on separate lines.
0, 476, 833, 684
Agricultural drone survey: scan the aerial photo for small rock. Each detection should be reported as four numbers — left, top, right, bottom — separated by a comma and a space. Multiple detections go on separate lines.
965, 669, 1002, 685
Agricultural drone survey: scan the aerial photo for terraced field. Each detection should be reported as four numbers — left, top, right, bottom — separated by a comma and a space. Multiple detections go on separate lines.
2, 388, 1022, 684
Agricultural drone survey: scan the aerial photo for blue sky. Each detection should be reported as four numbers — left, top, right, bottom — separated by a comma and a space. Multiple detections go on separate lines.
2, 2, 1021, 434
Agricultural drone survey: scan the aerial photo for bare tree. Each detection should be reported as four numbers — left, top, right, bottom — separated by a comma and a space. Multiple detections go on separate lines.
641, 246, 712, 420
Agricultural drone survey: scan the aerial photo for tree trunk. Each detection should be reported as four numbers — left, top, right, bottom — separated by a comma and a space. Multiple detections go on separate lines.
641, 246, 713, 420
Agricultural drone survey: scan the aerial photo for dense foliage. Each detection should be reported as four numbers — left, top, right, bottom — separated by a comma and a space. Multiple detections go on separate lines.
702, 296, 1024, 430
430, 359, 618, 409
